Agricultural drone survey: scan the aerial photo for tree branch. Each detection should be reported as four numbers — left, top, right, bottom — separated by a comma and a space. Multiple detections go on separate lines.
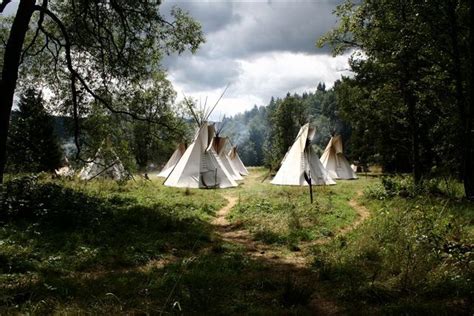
0, 0, 11, 13
34, 4, 179, 133
20, 0, 48, 65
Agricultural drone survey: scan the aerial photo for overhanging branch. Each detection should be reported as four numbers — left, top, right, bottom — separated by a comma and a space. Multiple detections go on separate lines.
20, 0, 48, 65
0, 0, 11, 13
34, 4, 180, 132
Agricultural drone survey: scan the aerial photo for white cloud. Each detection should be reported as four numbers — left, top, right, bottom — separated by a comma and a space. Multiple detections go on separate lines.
170, 51, 352, 118
163, 0, 350, 117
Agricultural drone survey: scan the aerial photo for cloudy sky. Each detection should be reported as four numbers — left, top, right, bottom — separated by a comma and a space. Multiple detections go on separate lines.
3, 0, 350, 117
160, 0, 350, 117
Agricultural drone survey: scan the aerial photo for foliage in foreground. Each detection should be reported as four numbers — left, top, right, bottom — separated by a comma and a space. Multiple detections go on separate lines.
0, 176, 224, 313
0, 172, 472, 314
314, 178, 474, 314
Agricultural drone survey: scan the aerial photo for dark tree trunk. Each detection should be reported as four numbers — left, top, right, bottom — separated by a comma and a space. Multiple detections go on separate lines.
448, 0, 474, 200
399, 1, 421, 186
0, 0, 35, 183
465, 1, 474, 200
407, 90, 421, 185
401, 65, 421, 185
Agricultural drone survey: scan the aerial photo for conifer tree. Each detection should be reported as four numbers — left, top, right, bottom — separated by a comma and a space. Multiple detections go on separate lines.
7, 88, 62, 172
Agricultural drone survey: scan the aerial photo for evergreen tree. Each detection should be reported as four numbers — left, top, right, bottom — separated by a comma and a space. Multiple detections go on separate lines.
7, 88, 62, 172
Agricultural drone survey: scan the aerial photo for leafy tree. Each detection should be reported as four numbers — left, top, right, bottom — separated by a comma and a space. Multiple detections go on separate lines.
7, 88, 62, 172
319, 0, 473, 199
128, 73, 189, 169
79, 74, 190, 172
0, 0, 204, 182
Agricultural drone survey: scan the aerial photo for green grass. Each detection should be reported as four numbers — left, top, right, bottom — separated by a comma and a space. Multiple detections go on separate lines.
0, 175, 227, 313
226, 167, 374, 247
312, 177, 474, 315
0, 171, 472, 314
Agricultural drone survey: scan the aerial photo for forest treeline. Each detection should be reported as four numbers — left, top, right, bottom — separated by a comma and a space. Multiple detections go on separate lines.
320, 0, 473, 199
6, 83, 349, 173
224, 83, 349, 168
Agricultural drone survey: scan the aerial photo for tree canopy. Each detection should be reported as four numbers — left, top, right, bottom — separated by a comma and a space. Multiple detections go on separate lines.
0, 0, 205, 182
318, 0, 473, 199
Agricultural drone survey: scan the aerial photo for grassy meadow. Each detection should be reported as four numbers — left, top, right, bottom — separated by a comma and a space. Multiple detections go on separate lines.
0, 169, 472, 314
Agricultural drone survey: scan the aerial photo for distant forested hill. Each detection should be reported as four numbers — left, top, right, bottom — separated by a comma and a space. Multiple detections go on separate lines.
224, 82, 351, 167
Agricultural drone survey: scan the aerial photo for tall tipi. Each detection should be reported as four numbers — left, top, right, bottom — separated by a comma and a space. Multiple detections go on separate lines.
271, 124, 335, 186
228, 146, 249, 176
158, 143, 186, 178
164, 122, 238, 188
78, 145, 128, 181
320, 135, 357, 180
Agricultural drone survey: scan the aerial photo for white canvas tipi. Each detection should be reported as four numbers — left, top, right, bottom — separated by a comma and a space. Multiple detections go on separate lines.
158, 143, 186, 178
211, 136, 243, 181
320, 135, 357, 180
164, 122, 238, 188
228, 146, 249, 176
271, 124, 336, 186
78, 146, 127, 181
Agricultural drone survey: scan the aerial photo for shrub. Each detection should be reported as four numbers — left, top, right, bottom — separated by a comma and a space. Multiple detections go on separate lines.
0, 175, 109, 228
364, 181, 388, 200
381, 176, 417, 197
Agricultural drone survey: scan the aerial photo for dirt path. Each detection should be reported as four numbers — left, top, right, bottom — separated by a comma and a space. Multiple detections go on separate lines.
211, 190, 370, 315
212, 195, 237, 226
212, 195, 301, 267
212, 191, 370, 267
343, 191, 370, 235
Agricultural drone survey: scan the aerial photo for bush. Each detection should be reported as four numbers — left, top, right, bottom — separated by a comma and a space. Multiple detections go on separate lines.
0, 175, 109, 228
381, 176, 417, 197
364, 181, 388, 200
364, 176, 418, 199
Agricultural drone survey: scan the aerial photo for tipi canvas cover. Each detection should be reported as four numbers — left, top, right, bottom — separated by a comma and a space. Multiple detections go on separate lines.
79, 147, 127, 181
211, 137, 243, 181
158, 143, 186, 178
271, 124, 335, 186
228, 146, 249, 176
164, 123, 238, 188
320, 135, 357, 180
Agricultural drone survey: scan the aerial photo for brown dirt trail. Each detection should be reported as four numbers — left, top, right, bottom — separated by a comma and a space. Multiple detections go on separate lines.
211, 188, 371, 315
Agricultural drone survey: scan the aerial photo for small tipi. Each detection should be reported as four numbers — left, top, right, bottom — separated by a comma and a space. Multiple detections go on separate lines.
211, 136, 243, 181
78, 145, 128, 181
271, 124, 335, 186
54, 157, 74, 178
164, 122, 238, 188
320, 135, 357, 180
158, 143, 186, 178
228, 146, 249, 176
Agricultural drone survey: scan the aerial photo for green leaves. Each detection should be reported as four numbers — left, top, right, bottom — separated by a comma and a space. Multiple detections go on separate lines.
320, 0, 472, 193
